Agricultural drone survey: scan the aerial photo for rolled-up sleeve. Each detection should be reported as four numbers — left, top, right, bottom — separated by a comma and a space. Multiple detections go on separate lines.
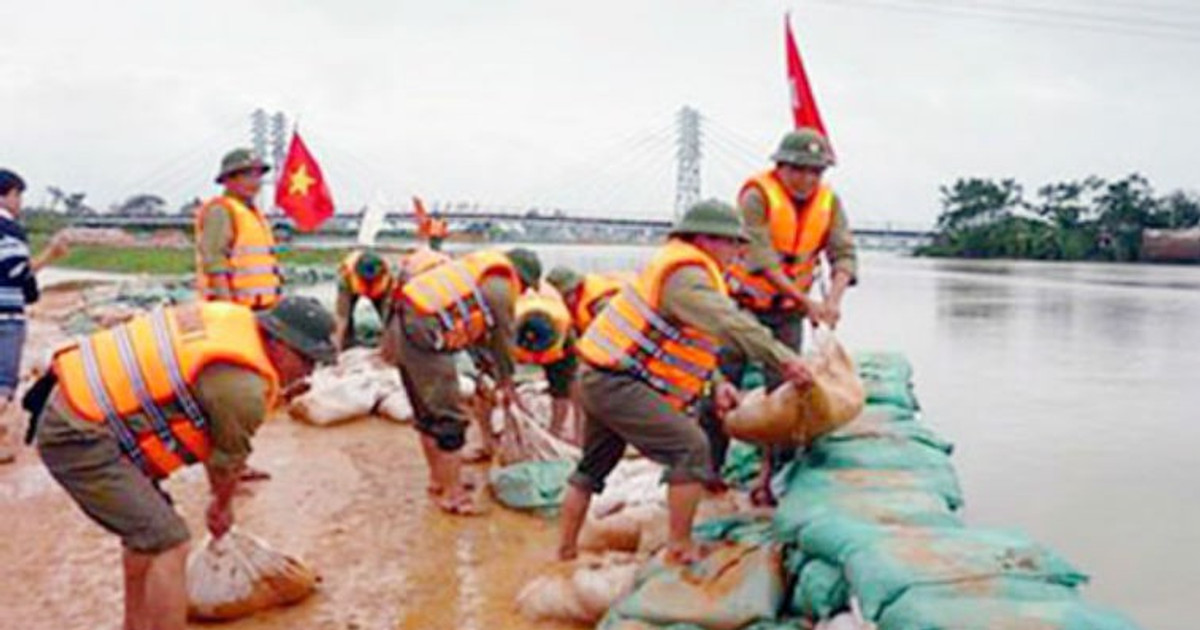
481, 277, 517, 382
193, 366, 267, 474
197, 203, 234, 275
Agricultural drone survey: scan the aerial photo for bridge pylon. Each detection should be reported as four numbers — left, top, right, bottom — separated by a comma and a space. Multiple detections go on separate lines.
673, 106, 702, 220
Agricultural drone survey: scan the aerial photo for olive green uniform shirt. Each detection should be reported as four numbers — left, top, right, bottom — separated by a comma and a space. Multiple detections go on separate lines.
400, 275, 518, 382
660, 266, 800, 373
38, 364, 269, 475
197, 197, 241, 275
740, 186, 859, 282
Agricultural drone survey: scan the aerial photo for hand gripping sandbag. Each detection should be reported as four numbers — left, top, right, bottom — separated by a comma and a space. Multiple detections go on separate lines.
725, 333, 866, 447
186, 528, 319, 621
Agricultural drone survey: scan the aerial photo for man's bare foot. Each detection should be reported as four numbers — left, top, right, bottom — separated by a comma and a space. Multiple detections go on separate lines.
664, 541, 706, 566
438, 493, 485, 516
557, 544, 579, 562
239, 465, 272, 482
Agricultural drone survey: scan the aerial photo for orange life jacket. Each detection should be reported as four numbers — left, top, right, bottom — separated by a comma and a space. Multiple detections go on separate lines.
401, 250, 520, 351
51, 303, 280, 479
570, 272, 634, 335
577, 239, 727, 411
195, 195, 283, 310
512, 286, 572, 365
339, 251, 393, 301
725, 171, 834, 312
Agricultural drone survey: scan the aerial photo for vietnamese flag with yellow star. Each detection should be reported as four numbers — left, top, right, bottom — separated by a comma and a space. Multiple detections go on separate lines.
275, 131, 334, 231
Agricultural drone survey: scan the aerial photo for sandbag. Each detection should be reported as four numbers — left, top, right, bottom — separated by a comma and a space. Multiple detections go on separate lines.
818, 407, 949, 453
605, 543, 786, 630
582, 489, 748, 555
375, 389, 413, 423
786, 555, 849, 621
780, 466, 964, 513
804, 438, 954, 472
489, 459, 575, 511
725, 334, 865, 447
287, 348, 402, 426
775, 489, 962, 542
494, 387, 581, 465
186, 528, 319, 621
861, 374, 919, 411
877, 590, 1141, 630
720, 440, 763, 486
516, 553, 640, 624
852, 351, 913, 385
841, 526, 1088, 620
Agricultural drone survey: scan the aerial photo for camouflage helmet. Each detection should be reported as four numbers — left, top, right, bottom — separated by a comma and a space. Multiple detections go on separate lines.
770, 127, 835, 169
216, 148, 271, 184
256, 296, 337, 365
669, 199, 749, 242
505, 247, 542, 289
545, 266, 583, 295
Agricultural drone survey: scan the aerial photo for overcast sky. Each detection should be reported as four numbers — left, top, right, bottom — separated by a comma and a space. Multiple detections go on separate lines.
2, 0, 1196, 227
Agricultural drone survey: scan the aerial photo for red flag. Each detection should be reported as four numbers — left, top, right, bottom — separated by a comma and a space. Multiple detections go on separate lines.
785, 14, 832, 148
275, 131, 334, 231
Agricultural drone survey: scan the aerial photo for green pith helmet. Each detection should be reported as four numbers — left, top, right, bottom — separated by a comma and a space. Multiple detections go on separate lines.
256, 296, 337, 364
545, 266, 583, 295
215, 148, 271, 184
506, 247, 542, 289
770, 127, 835, 168
669, 199, 749, 242
354, 249, 386, 281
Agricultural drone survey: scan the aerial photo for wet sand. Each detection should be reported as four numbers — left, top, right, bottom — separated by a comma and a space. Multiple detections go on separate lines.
0, 415, 584, 630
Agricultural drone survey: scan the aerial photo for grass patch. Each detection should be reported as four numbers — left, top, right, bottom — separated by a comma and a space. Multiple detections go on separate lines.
31, 234, 351, 275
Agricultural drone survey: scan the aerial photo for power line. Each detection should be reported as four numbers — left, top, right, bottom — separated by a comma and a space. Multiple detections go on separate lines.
799, 0, 1200, 43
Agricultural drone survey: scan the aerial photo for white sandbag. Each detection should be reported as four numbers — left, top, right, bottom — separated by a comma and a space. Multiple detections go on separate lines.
579, 503, 665, 554
376, 389, 414, 423
495, 394, 581, 465
516, 553, 639, 624
288, 348, 403, 426
591, 459, 666, 517
186, 528, 319, 621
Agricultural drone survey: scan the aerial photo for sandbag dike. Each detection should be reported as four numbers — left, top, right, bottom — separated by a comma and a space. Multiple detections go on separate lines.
596, 352, 1143, 630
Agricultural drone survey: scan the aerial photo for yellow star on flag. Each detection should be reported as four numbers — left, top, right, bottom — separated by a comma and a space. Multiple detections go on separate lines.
287, 164, 316, 197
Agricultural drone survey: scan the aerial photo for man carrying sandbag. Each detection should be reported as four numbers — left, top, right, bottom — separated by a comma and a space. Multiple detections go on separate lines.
557, 200, 813, 565
334, 248, 394, 349
31, 296, 335, 630
715, 127, 859, 504
386, 247, 541, 515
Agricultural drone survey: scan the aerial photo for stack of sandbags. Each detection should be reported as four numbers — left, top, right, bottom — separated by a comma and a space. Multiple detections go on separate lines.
725, 333, 865, 447
288, 348, 404, 425
516, 553, 640, 625
186, 528, 319, 621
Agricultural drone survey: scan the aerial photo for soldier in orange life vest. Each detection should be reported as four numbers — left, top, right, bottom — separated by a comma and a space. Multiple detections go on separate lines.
545, 266, 633, 337
386, 247, 541, 515
334, 249, 394, 349
557, 200, 813, 565
511, 284, 581, 442
717, 127, 859, 504
31, 296, 335, 630
194, 149, 284, 311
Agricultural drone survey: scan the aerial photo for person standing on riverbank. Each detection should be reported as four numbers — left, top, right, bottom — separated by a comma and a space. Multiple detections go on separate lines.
715, 128, 859, 504
334, 248, 394, 349
0, 169, 68, 464
195, 149, 283, 311
32, 296, 334, 630
557, 200, 813, 564
387, 247, 541, 515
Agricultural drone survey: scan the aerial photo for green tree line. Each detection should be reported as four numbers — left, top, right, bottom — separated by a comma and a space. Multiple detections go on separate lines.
917, 174, 1200, 261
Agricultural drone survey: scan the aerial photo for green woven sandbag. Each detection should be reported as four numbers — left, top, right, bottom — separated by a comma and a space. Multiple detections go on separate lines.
786, 556, 849, 620
611, 543, 785, 630
841, 527, 1090, 620
861, 374, 920, 411
488, 459, 574, 511
820, 407, 949, 452
805, 438, 954, 471
694, 514, 778, 546
854, 351, 914, 384
720, 440, 763, 486
878, 588, 1142, 630
595, 611, 705, 630
775, 489, 962, 541
780, 466, 964, 514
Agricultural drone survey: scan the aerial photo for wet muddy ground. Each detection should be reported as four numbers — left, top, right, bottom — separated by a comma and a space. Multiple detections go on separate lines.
0, 415, 584, 630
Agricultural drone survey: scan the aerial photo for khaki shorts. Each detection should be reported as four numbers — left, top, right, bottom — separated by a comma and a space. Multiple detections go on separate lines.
569, 365, 714, 494
389, 312, 470, 452
37, 407, 190, 554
